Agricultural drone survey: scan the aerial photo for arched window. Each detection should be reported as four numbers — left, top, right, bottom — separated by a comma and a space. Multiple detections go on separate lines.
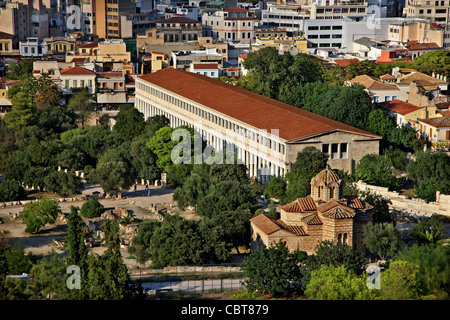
337, 233, 342, 243
343, 233, 348, 244
329, 186, 335, 199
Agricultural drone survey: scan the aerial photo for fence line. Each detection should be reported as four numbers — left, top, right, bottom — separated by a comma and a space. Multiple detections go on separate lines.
141, 278, 246, 295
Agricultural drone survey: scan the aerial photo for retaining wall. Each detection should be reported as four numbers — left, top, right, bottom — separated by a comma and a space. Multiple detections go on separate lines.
355, 181, 450, 217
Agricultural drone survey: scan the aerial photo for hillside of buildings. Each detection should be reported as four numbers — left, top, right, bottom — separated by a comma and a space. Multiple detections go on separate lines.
0, 0, 449, 306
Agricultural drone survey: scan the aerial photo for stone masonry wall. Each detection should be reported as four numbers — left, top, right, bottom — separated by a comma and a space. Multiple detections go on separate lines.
355, 180, 450, 218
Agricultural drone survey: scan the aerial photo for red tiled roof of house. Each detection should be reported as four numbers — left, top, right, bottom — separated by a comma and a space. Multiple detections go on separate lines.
97, 71, 124, 77
418, 115, 450, 128
343, 196, 366, 209
397, 71, 447, 85
60, 66, 96, 75
281, 195, 317, 213
77, 41, 98, 48
138, 68, 381, 141
192, 63, 218, 70
348, 74, 398, 90
407, 42, 441, 50
224, 7, 249, 12
379, 100, 423, 115
224, 17, 254, 20
249, 214, 283, 235
334, 59, 359, 67
227, 66, 238, 71
431, 23, 442, 30
156, 16, 199, 24
70, 57, 89, 63
250, 214, 307, 236
434, 102, 450, 109
379, 74, 396, 81
317, 200, 356, 219
439, 110, 450, 116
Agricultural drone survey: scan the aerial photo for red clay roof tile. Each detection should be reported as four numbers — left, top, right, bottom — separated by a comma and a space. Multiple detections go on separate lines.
138, 68, 381, 141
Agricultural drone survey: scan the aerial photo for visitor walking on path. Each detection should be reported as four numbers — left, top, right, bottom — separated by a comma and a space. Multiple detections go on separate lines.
147, 189, 151, 197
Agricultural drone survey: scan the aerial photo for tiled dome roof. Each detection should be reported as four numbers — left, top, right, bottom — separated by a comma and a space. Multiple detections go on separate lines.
312, 169, 341, 184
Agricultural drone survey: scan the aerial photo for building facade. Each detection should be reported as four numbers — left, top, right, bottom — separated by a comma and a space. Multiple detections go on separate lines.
135, 68, 381, 182
406, 0, 450, 24
202, 7, 255, 43
250, 169, 373, 254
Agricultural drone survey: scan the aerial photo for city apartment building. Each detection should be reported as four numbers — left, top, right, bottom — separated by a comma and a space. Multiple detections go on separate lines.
202, 7, 255, 43
135, 68, 381, 182
95, 0, 136, 39
260, 0, 368, 34
406, 0, 450, 24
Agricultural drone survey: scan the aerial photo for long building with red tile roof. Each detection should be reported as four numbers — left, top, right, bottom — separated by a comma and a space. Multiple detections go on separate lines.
135, 68, 381, 181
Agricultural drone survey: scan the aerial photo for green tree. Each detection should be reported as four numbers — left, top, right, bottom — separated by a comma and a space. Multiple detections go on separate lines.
409, 216, 446, 245
367, 108, 396, 139
6, 59, 34, 80
80, 199, 105, 219
3, 241, 35, 275
414, 177, 450, 203
356, 154, 401, 190
65, 206, 89, 299
147, 126, 178, 172
407, 151, 450, 202
196, 180, 258, 218
100, 220, 131, 300
307, 240, 367, 275
4, 92, 38, 130
128, 220, 160, 265
200, 209, 252, 254
0, 180, 26, 202
33, 77, 60, 111
142, 114, 170, 137
38, 105, 77, 134
242, 241, 304, 296
27, 251, 68, 300
173, 168, 211, 209
411, 49, 450, 78
305, 264, 376, 300
89, 161, 134, 194
148, 214, 205, 268
19, 197, 62, 234
396, 244, 450, 299
66, 88, 94, 126
284, 147, 328, 202
263, 176, 287, 201
363, 222, 402, 260
43, 170, 84, 197
380, 260, 424, 300
114, 104, 146, 141
359, 190, 394, 224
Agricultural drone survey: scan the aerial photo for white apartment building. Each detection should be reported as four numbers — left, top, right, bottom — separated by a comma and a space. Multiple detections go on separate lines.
135, 68, 381, 181
19, 37, 47, 57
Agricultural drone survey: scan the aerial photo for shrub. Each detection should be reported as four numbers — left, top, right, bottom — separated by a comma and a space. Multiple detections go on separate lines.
80, 199, 105, 219
0, 180, 26, 202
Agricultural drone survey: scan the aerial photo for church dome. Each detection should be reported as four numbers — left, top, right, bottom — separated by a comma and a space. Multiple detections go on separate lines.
312, 169, 341, 184
310, 169, 343, 202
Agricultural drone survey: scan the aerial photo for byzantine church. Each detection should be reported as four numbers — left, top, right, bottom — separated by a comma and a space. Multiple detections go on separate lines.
250, 169, 373, 254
